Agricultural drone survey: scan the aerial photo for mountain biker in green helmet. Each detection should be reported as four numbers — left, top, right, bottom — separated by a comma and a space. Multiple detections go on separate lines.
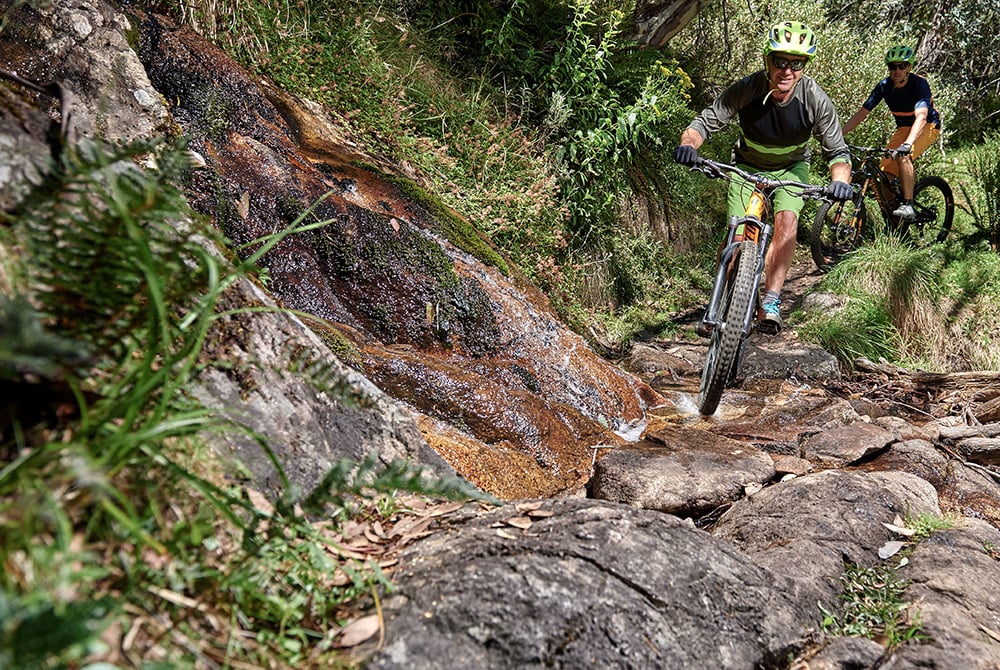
674, 21, 851, 333
842, 45, 941, 219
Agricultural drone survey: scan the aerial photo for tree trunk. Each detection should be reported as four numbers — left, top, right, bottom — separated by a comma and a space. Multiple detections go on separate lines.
627, 0, 701, 47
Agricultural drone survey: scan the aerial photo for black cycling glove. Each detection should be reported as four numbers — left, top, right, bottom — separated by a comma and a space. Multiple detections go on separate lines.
673, 145, 700, 167
825, 180, 853, 201
895, 143, 912, 156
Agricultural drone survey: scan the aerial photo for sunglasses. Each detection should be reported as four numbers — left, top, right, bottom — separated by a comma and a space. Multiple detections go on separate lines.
888, 62, 909, 71
771, 55, 807, 71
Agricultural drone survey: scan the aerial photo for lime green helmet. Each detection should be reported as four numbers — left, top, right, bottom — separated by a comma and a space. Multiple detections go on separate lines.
762, 21, 818, 60
885, 45, 916, 64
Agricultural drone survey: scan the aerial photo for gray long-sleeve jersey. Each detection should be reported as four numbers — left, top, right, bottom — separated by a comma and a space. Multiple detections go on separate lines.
687, 71, 850, 171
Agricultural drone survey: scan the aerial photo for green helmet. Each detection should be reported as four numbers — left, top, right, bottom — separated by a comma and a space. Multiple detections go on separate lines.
885, 45, 915, 64
762, 21, 818, 60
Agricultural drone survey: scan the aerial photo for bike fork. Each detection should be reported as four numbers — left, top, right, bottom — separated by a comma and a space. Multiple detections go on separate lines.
704, 217, 771, 336
703, 216, 743, 329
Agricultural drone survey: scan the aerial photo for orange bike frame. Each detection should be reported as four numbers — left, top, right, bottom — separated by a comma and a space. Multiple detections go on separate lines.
705, 185, 773, 334
741, 189, 768, 243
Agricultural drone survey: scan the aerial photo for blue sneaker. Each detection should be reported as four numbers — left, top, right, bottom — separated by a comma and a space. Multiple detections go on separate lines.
760, 298, 782, 333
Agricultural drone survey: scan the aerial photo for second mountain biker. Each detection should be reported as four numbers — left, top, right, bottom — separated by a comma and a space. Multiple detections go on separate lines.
840, 44, 941, 220
673, 20, 852, 332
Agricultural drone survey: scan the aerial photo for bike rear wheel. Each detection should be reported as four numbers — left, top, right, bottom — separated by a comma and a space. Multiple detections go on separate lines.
811, 196, 869, 272
698, 239, 757, 416
900, 176, 954, 246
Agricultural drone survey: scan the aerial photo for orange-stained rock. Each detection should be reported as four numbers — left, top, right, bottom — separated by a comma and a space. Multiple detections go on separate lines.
135, 11, 658, 495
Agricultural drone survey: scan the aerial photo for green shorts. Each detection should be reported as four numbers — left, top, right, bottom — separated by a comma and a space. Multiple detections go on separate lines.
726, 161, 811, 219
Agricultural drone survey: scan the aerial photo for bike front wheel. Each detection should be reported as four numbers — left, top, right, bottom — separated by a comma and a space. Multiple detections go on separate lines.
900, 176, 954, 246
811, 196, 868, 272
698, 239, 757, 416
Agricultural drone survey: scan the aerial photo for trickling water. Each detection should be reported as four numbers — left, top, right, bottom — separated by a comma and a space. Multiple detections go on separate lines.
137, 12, 662, 500
613, 417, 647, 442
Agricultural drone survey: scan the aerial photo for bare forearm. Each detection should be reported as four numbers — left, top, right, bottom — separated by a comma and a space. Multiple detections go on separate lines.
831, 162, 851, 183
905, 110, 928, 145
679, 127, 704, 149
842, 108, 869, 135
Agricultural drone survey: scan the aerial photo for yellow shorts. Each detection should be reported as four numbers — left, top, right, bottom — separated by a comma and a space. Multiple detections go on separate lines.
880, 124, 940, 177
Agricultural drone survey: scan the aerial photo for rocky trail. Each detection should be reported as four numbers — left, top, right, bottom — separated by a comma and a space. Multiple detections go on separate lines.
362, 255, 1000, 669
4, 3, 1000, 668
315, 253, 1000, 669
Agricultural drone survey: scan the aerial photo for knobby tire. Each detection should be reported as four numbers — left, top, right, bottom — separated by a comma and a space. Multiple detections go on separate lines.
900, 176, 954, 246
698, 239, 758, 416
811, 197, 868, 272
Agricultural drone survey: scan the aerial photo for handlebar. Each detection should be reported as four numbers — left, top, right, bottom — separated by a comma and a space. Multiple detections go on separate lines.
689, 157, 832, 199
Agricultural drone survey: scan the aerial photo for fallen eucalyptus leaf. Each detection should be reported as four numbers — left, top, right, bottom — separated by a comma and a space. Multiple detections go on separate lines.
505, 516, 533, 529
878, 540, 906, 559
881, 521, 915, 536
527, 509, 554, 518
980, 625, 1000, 644
335, 615, 380, 648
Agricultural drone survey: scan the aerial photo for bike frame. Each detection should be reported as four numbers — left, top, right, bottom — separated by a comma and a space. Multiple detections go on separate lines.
703, 192, 772, 338
812, 144, 953, 272
852, 148, 904, 226
693, 158, 828, 416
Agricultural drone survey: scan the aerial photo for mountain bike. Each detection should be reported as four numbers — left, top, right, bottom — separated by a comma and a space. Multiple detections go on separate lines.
692, 158, 831, 416
810, 144, 954, 272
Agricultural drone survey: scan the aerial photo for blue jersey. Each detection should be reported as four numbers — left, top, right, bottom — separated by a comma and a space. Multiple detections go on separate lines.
862, 74, 941, 129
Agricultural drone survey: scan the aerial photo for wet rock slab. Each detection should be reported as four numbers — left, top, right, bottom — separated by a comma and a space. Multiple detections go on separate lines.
589, 425, 774, 516
739, 333, 841, 381
859, 437, 1000, 527
802, 420, 896, 466
133, 9, 660, 500
368, 472, 1000, 670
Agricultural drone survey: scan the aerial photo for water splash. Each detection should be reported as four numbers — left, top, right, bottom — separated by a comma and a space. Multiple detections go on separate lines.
613, 417, 647, 442
675, 393, 700, 416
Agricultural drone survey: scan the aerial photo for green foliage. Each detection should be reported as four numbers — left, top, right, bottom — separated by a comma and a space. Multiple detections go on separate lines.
0, 138, 492, 667
907, 512, 955, 539
957, 131, 1000, 249
820, 513, 957, 650
796, 237, 958, 368
937, 250, 1000, 370
1, 136, 220, 546
797, 294, 900, 368
10, 138, 207, 359
476, 0, 694, 236
823, 237, 941, 304
820, 562, 924, 650
459, 0, 700, 316
0, 589, 114, 669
